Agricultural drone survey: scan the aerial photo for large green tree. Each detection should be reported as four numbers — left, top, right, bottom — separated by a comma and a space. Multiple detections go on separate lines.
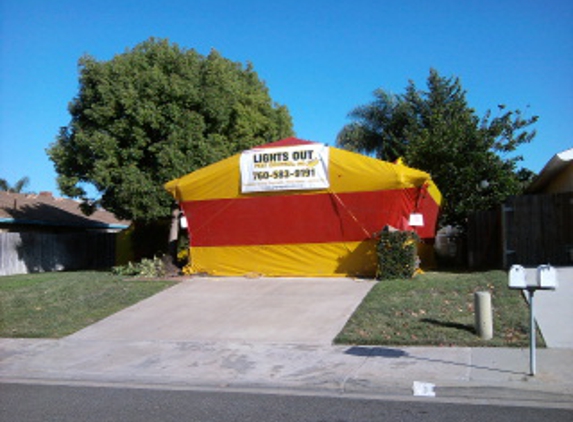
48, 38, 293, 223
337, 69, 538, 229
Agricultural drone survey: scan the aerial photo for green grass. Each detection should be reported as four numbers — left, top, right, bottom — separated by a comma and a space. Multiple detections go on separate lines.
0, 271, 176, 338
1, 270, 541, 347
336, 270, 543, 348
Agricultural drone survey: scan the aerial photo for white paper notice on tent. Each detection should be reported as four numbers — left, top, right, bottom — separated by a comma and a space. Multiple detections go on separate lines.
240, 144, 330, 193
409, 213, 424, 227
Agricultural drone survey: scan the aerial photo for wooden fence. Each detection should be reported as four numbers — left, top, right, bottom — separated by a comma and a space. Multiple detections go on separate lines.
467, 208, 503, 269
467, 192, 573, 269
0, 232, 116, 276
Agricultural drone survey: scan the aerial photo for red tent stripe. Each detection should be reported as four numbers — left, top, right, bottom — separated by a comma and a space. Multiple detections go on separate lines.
181, 188, 439, 247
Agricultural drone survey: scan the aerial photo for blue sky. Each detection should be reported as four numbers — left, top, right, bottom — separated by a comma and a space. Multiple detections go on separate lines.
1, 0, 572, 194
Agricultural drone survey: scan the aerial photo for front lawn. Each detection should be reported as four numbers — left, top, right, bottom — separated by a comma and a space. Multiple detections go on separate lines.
1, 270, 541, 347
0, 271, 176, 338
335, 270, 542, 347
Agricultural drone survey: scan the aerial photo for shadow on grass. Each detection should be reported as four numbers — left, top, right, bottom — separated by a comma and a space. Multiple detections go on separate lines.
421, 318, 476, 335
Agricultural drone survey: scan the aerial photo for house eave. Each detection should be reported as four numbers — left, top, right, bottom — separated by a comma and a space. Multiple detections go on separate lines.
0, 217, 129, 230
526, 148, 573, 193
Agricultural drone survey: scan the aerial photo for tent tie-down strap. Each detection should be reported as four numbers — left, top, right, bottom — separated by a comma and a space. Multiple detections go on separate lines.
327, 189, 373, 240
414, 183, 429, 213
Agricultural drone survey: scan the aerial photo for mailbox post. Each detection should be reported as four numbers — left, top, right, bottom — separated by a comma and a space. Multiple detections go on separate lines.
508, 265, 558, 376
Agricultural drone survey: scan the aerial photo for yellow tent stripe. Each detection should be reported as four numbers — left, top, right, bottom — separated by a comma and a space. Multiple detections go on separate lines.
187, 241, 380, 277
164, 146, 439, 203
185, 239, 436, 277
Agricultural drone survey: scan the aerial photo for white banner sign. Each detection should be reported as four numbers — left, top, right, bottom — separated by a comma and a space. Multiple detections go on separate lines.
240, 144, 330, 193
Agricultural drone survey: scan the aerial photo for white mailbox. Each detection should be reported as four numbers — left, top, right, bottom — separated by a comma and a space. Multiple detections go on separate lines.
537, 265, 558, 290
507, 263, 557, 376
509, 265, 527, 289
508, 264, 558, 290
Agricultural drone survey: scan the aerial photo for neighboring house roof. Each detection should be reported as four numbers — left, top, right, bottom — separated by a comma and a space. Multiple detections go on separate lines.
527, 148, 573, 194
0, 191, 130, 230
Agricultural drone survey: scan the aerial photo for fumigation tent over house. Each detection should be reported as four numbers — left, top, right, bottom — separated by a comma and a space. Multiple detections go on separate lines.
165, 137, 442, 277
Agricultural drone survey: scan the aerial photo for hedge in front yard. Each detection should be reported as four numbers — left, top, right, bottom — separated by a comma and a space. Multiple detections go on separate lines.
376, 229, 420, 280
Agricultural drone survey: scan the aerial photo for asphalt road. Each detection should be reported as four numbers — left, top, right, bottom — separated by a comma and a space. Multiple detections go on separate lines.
1, 383, 572, 422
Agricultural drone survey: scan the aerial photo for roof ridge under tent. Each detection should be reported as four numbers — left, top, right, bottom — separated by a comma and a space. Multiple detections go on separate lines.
255, 137, 317, 149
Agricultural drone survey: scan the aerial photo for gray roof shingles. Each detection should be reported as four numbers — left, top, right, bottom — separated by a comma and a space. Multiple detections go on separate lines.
0, 191, 129, 229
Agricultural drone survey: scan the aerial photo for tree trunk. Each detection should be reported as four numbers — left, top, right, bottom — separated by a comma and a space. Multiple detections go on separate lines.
168, 202, 181, 265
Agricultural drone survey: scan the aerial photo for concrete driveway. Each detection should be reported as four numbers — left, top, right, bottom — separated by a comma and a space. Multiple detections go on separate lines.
67, 277, 375, 345
525, 267, 573, 348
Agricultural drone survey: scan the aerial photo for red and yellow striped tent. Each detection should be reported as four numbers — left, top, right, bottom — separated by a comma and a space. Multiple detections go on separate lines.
165, 138, 441, 277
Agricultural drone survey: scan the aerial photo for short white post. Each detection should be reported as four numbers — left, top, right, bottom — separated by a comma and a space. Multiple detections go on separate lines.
474, 291, 493, 340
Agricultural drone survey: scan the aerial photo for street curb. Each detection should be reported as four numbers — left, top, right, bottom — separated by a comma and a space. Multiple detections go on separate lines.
2, 375, 573, 410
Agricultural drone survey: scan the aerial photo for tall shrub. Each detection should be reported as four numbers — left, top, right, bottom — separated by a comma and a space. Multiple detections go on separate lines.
376, 230, 420, 280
